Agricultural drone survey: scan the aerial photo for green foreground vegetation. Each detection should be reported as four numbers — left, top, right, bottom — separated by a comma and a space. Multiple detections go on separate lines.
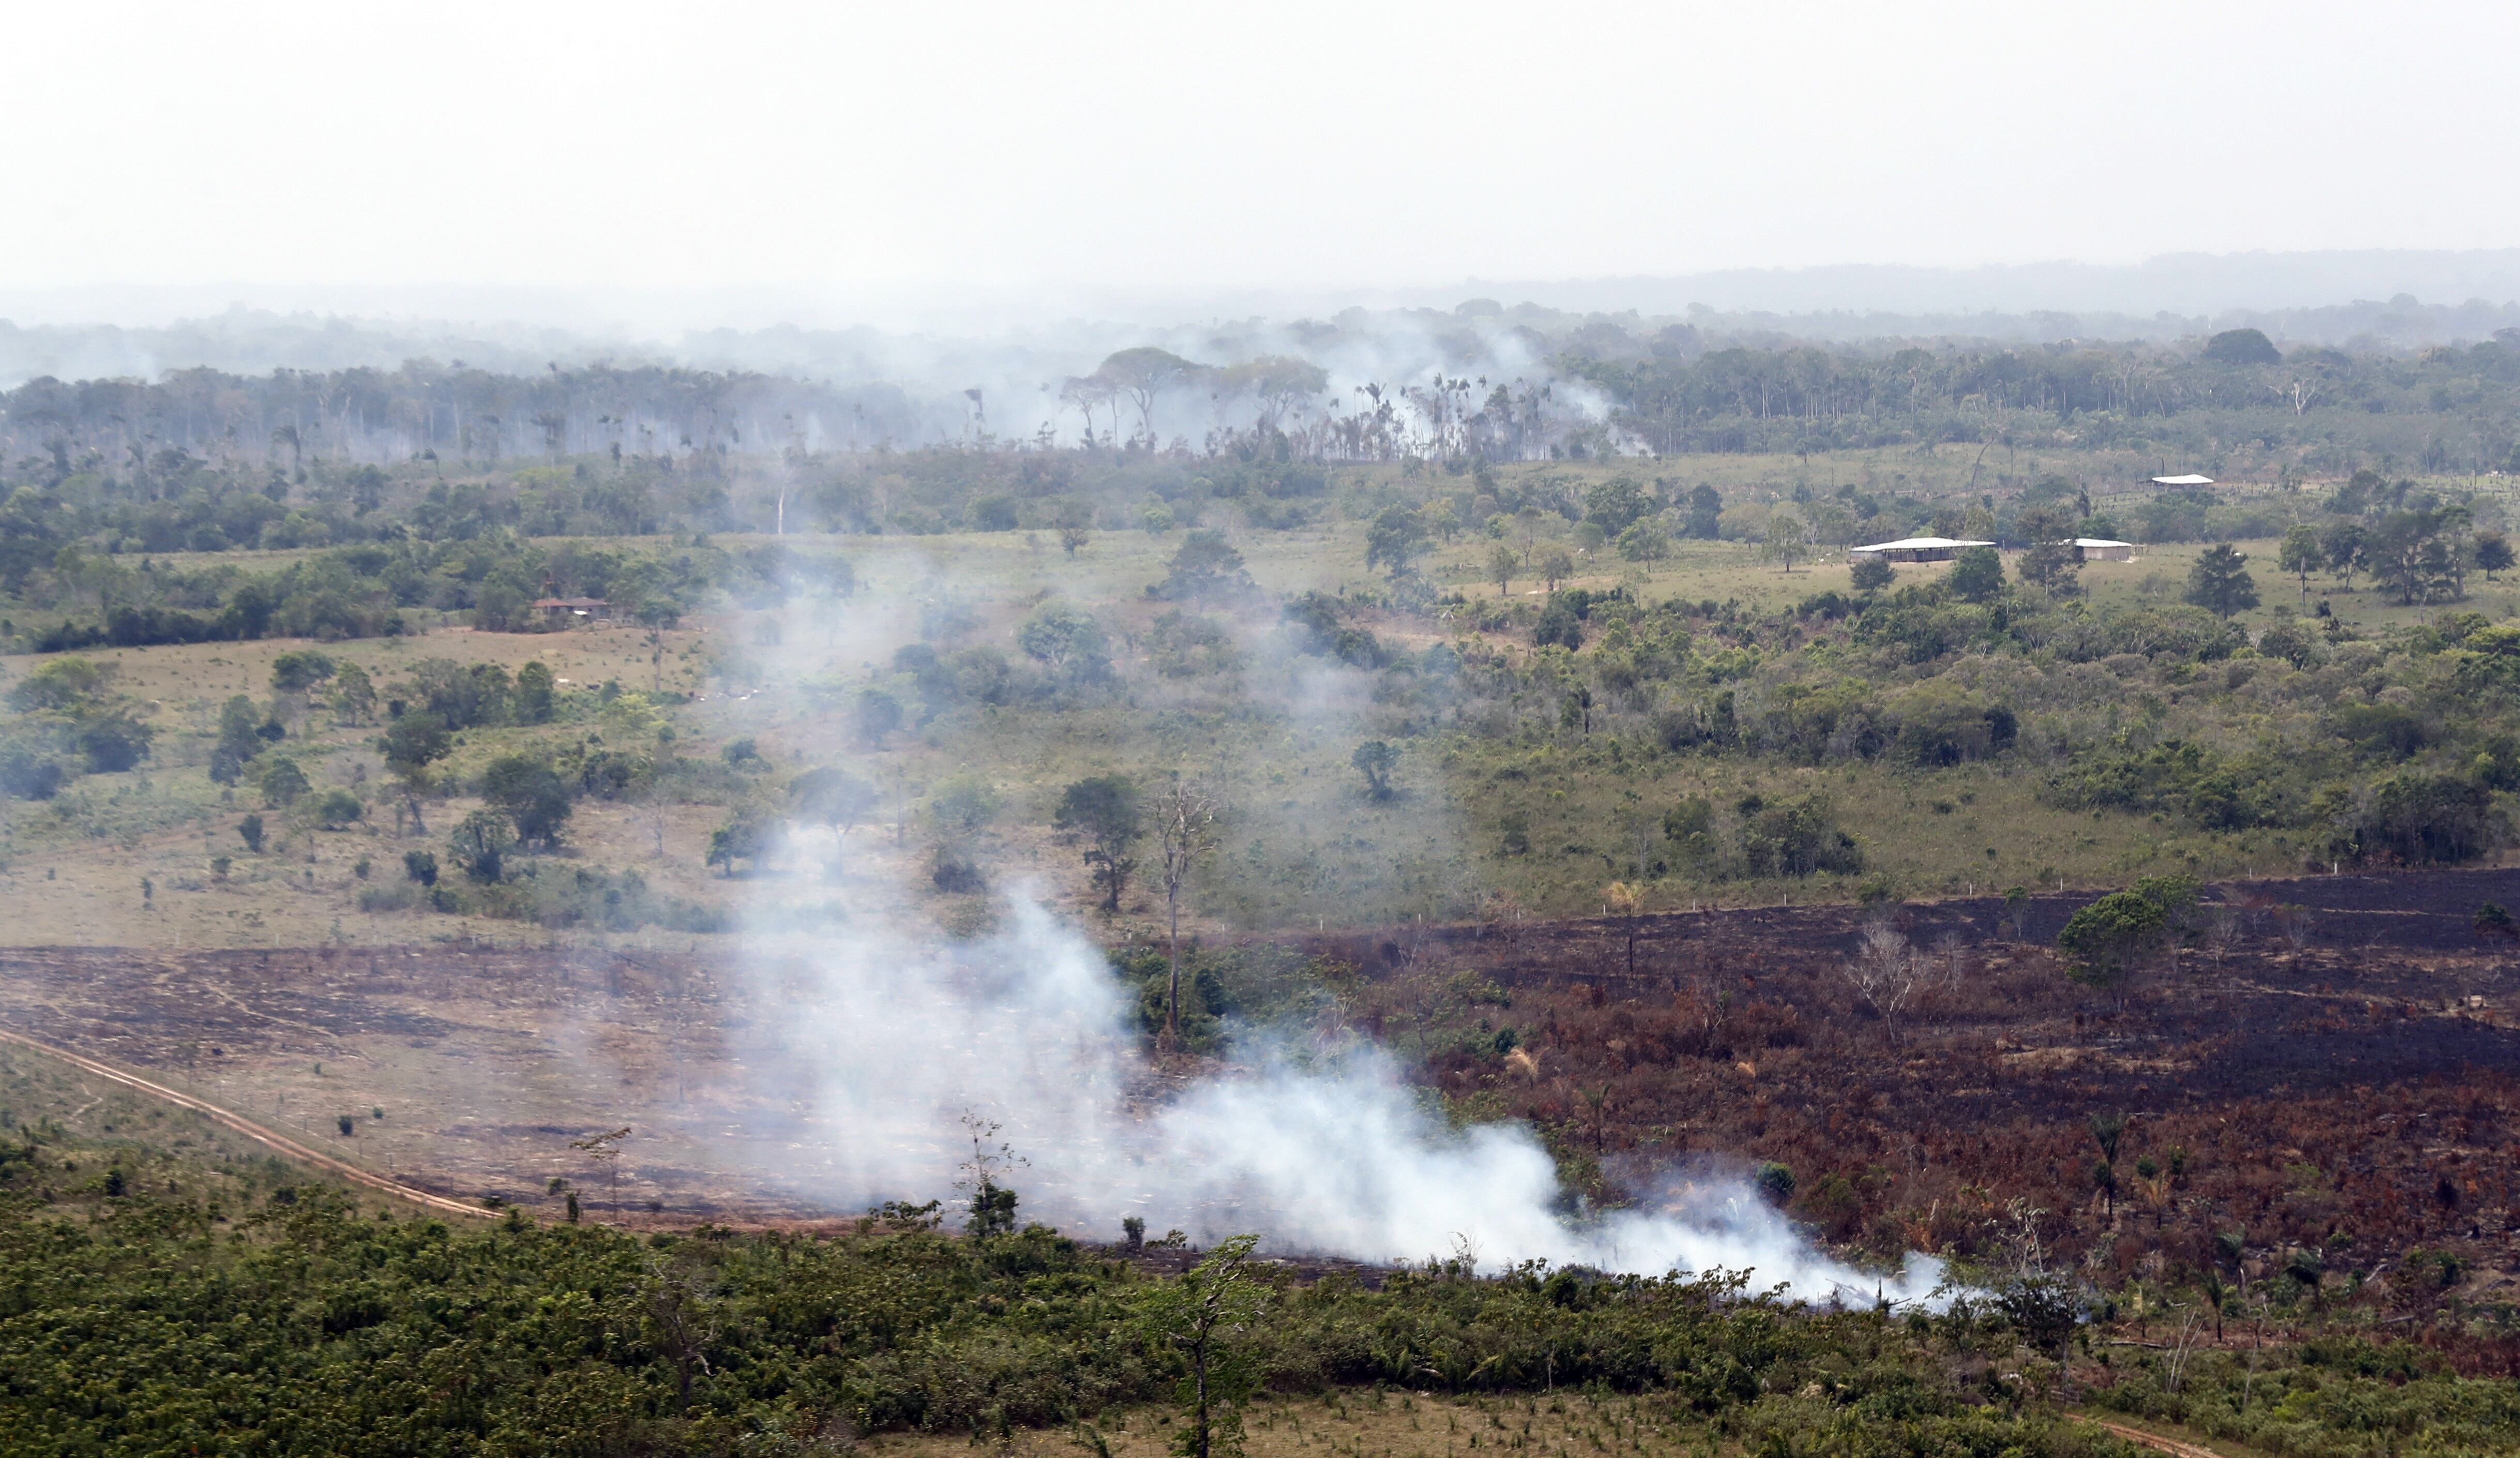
4, 1135, 2516, 1457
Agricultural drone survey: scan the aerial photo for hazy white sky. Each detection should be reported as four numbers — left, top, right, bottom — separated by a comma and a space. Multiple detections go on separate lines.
7, 0, 2515, 304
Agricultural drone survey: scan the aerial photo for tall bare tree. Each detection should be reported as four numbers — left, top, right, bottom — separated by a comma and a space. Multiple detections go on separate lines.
1840, 916, 1928, 1045
1154, 778, 1219, 1050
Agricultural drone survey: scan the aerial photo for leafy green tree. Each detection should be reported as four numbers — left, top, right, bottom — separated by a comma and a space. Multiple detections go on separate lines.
1089, 347, 1203, 443
2201, 327, 2281, 365
1054, 498, 1095, 555
1486, 543, 1518, 596
1364, 505, 1429, 578
268, 651, 335, 694
7, 656, 113, 712
2185, 544, 2259, 618
1683, 484, 1723, 539
1997, 1274, 2085, 1376
1759, 512, 1810, 573
1849, 554, 1894, 592
237, 814, 264, 854
2057, 890, 2169, 986
790, 765, 878, 868
1017, 603, 1112, 684
73, 708, 154, 773
1614, 520, 1671, 562
1534, 546, 1575, 592
704, 808, 768, 878
929, 772, 1003, 837
853, 688, 903, 745
2013, 509, 2080, 597
2321, 519, 2367, 590
481, 754, 575, 848
1140, 1235, 1267, 1458
1351, 740, 1398, 800
2277, 524, 2323, 605
256, 757, 310, 808
1152, 531, 1256, 602
210, 695, 266, 785
312, 789, 363, 830
328, 663, 376, 726
1582, 476, 1650, 535
2367, 507, 2467, 605
511, 660, 556, 724
1054, 775, 1142, 912
402, 849, 437, 885
450, 810, 516, 883
380, 711, 452, 834
2477, 531, 2516, 583
1947, 545, 2003, 602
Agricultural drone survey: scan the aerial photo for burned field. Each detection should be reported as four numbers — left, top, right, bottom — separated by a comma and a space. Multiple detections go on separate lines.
1, 867, 2516, 1312
1305, 867, 2520, 1307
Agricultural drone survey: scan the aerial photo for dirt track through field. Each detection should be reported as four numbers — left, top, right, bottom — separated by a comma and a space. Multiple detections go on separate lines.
0, 1027, 488, 1218
2073, 1415, 2231, 1458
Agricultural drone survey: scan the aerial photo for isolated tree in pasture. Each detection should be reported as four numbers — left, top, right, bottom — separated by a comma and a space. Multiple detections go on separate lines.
2278, 524, 2323, 605
1054, 775, 1142, 913
1760, 512, 1810, 574
380, 710, 451, 834
790, 765, 877, 870
1534, 546, 1576, 592
1487, 543, 1518, 596
1849, 554, 1895, 592
481, 754, 574, 849
704, 808, 768, 877
1364, 505, 1429, 578
2057, 890, 2169, 989
2185, 544, 2259, 618
1018, 602, 1111, 684
1351, 740, 1398, 800
1152, 531, 1256, 602
1054, 498, 1095, 555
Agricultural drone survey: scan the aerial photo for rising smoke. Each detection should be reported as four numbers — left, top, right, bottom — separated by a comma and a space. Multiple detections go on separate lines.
735, 832, 1943, 1305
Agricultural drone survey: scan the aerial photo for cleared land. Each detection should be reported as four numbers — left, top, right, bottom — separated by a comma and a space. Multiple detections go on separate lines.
1, 865, 2512, 1313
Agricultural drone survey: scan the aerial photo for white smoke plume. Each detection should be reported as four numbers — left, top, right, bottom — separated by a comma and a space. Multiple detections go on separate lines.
736, 892, 1945, 1306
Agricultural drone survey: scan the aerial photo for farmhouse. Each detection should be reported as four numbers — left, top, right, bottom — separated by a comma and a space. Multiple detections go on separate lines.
533, 596, 613, 625
1849, 535, 1995, 564
2068, 537, 2135, 562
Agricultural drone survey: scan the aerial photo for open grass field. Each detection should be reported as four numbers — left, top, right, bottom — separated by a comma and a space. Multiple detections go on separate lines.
13, 473, 2520, 949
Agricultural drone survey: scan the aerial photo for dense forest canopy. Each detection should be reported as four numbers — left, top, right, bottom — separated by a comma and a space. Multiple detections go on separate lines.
7, 325, 2520, 471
